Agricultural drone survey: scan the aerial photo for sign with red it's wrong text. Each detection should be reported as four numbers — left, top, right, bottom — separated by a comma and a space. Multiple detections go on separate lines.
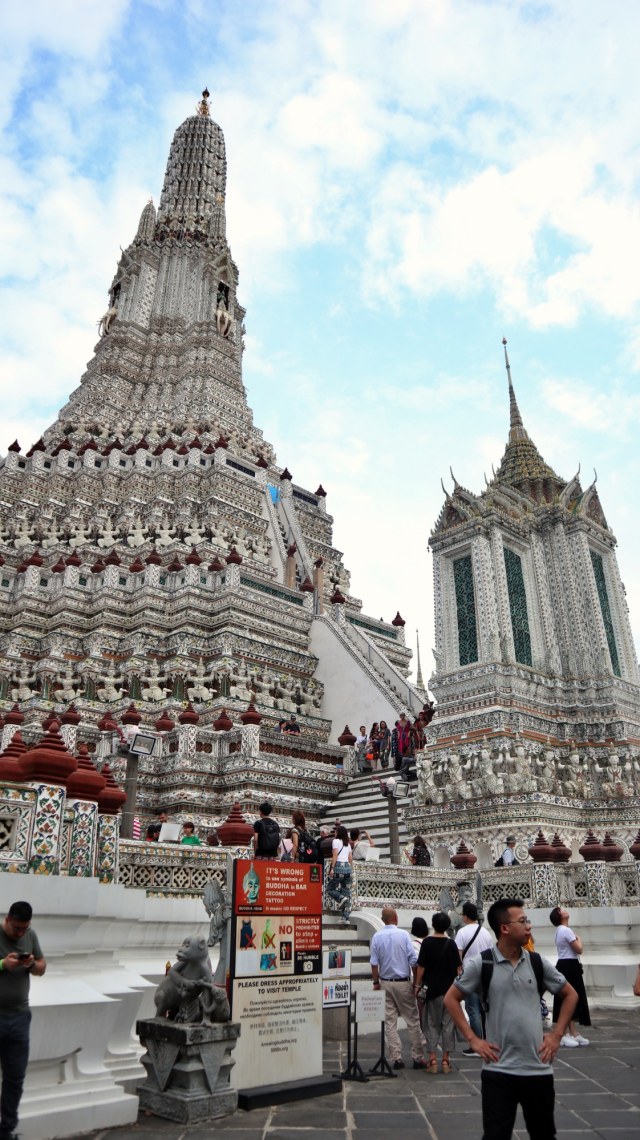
230, 859, 324, 1088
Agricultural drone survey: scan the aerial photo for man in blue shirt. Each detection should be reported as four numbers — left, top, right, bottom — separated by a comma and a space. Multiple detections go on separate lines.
370, 906, 427, 1070
445, 897, 577, 1139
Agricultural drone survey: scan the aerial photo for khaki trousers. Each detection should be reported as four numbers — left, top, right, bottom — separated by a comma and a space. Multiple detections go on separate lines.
380, 979, 424, 1062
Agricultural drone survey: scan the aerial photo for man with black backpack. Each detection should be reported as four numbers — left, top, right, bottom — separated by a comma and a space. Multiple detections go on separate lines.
252, 802, 281, 860
444, 897, 577, 1140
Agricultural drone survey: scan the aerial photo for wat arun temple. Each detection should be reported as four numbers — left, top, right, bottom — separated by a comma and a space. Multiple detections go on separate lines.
1, 92, 639, 863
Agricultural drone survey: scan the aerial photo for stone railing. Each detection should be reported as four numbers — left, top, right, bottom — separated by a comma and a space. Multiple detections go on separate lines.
118, 840, 240, 897
351, 859, 640, 910
118, 841, 640, 909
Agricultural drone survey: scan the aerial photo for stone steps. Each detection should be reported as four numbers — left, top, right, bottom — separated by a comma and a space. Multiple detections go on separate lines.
319, 772, 413, 860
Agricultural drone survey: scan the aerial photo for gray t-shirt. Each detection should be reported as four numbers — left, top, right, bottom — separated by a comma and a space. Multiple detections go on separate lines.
0, 927, 43, 1013
454, 946, 566, 1075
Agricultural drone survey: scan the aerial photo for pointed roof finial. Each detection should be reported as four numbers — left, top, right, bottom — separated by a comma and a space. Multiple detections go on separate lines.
196, 88, 211, 117
416, 630, 424, 690
503, 337, 527, 443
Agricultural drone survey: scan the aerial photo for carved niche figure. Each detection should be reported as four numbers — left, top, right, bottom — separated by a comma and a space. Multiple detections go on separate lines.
444, 751, 470, 802
599, 753, 631, 799
215, 294, 233, 338
187, 659, 213, 703
57, 663, 82, 703
417, 754, 442, 804
98, 306, 118, 337
141, 660, 170, 703
11, 662, 37, 703
97, 660, 124, 704
559, 748, 592, 799
473, 748, 504, 797
505, 738, 535, 794
535, 748, 557, 795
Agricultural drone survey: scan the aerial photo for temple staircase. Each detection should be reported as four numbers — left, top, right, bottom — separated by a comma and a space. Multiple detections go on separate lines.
319, 771, 412, 862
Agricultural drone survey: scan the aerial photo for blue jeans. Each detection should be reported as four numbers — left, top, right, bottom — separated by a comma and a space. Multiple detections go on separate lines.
327, 866, 352, 918
0, 1009, 31, 1138
464, 990, 484, 1039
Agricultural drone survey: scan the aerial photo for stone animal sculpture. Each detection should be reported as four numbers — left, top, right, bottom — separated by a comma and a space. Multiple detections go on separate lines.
154, 935, 230, 1025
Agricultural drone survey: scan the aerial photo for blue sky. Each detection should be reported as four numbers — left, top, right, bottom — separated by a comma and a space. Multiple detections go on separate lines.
2, 0, 640, 681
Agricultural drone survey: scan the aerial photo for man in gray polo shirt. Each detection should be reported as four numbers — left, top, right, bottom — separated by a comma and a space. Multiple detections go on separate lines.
0, 900, 46, 1140
445, 897, 577, 1140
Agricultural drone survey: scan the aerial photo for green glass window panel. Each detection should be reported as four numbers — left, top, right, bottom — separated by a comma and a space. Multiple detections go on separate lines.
590, 550, 621, 676
453, 555, 478, 665
504, 547, 532, 666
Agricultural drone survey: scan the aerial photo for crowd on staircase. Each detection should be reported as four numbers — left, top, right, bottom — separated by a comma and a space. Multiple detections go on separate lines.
354, 705, 434, 775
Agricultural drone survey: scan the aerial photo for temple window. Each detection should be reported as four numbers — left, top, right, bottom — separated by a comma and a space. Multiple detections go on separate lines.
453, 554, 478, 665
590, 549, 621, 676
504, 547, 532, 666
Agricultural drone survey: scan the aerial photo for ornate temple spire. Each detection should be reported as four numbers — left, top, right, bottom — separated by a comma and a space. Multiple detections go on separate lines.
491, 339, 565, 494
136, 198, 156, 241
415, 629, 424, 690
158, 90, 227, 234
504, 338, 527, 443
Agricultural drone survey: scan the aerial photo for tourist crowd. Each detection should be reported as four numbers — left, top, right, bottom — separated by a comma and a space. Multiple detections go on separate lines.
354, 706, 434, 775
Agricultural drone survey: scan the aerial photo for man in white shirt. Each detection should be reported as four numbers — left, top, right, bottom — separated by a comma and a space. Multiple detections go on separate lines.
370, 906, 427, 1070
501, 836, 518, 866
455, 901, 493, 1053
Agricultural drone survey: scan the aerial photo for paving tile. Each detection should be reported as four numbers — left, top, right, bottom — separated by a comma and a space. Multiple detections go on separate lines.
351, 1111, 425, 1128
346, 1094, 417, 1108
267, 1132, 347, 1140
271, 1106, 346, 1127
570, 1110, 640, 1128
210, 1110, 271, 1127
590, 1131, 640, 1140
189, 1132, 265, 1140
559, 1093, 632, 1110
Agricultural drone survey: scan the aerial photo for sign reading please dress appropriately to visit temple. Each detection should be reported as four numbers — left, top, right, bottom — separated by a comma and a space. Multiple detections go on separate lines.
230, 859, 323, 1087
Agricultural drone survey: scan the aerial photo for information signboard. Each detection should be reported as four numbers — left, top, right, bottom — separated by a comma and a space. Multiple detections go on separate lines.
230, 859, 323, 1087
355, 989, 386, 1023
322, 947, 351, 1008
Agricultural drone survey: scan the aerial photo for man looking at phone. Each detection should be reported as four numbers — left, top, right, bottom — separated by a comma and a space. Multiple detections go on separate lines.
0, 901, 46, 1140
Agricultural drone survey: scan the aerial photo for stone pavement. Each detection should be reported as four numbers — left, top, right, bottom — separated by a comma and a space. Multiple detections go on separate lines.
66, 1008, 640, 1140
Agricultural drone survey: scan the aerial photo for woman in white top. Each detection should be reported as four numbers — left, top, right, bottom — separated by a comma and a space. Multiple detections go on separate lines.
549, 906, 591, 1046
326, 825, 353, 923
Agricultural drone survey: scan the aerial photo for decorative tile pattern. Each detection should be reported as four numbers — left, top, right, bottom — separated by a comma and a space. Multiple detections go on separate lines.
68, 800, 99, 877
590, 549, 621, 676
28, 784, 65, 875
453, 555, 478, 665
503, 546, 532, 666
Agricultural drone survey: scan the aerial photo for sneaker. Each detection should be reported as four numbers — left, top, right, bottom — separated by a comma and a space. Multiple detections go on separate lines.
461, 1047, 479, 1057
392, 1059, 405, 1069
561, 1034, 580, 1047
574, 1034, 590, 1045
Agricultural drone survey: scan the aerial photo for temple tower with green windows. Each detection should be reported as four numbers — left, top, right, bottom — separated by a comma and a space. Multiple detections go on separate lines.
408, 344, 640, 866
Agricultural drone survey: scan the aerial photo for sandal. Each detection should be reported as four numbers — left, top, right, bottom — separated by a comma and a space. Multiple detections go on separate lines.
441, 1060, 452, 1074
427, 1060, 438, 1074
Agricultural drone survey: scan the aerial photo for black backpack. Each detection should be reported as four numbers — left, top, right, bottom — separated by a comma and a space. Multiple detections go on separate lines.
494, 855, 519, 867
258, 817, 281, 855
480, 948, 544, 1012
296, 829, 320, 863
